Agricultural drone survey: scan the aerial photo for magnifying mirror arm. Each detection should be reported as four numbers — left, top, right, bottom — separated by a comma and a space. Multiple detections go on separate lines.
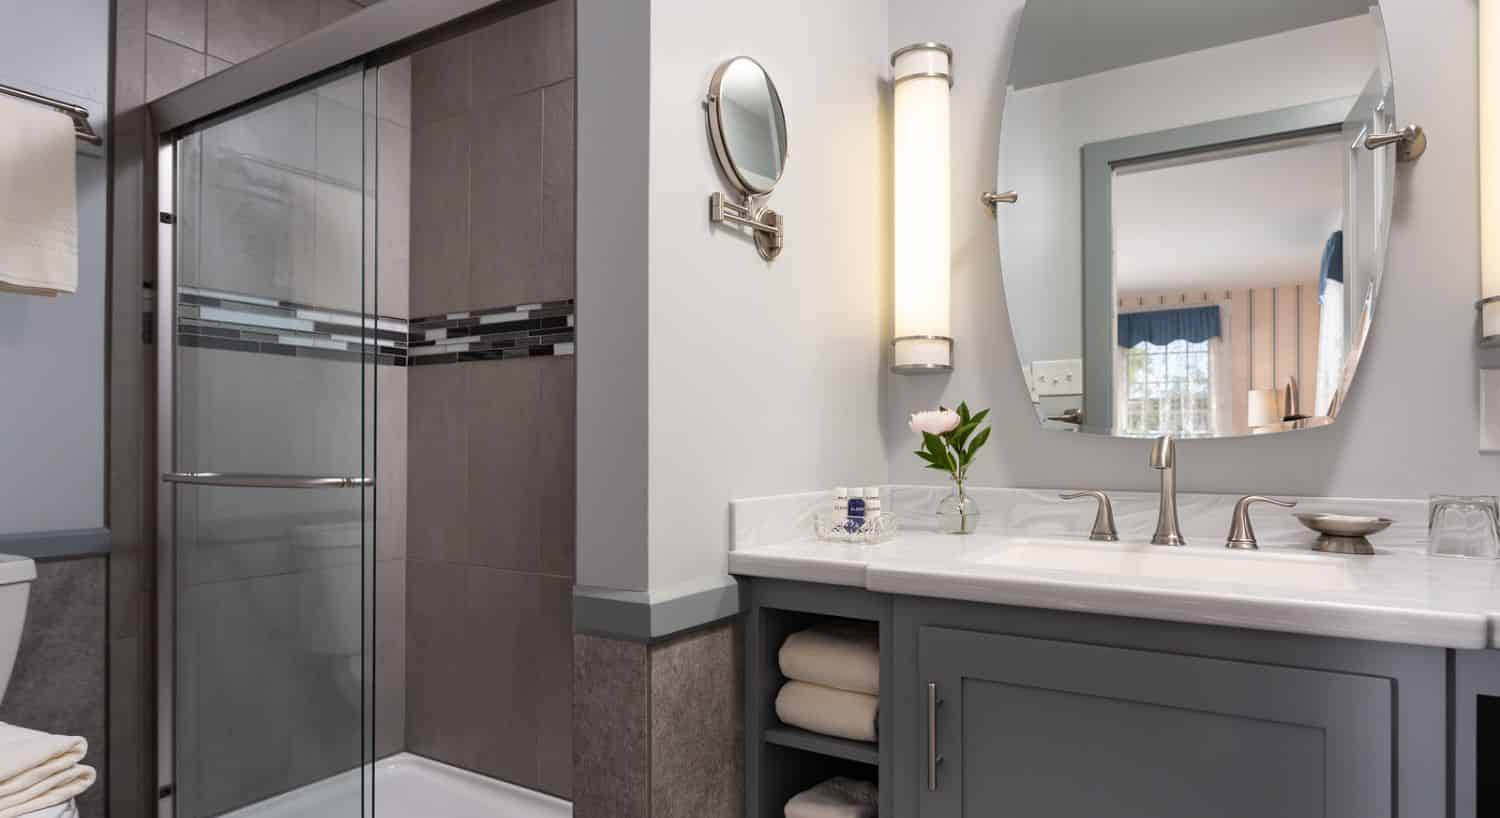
710, 192, 784, 260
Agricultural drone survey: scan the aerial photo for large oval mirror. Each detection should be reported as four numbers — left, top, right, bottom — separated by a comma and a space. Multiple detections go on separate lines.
708, 57, 789, 195
997, 0, 1398, 439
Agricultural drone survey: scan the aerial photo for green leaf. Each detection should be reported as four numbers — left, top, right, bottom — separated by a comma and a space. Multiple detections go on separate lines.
922, 433, 953, 470
950, 420, 979, 450
957, 402, 971, 423
969, 409, 990, 426
924, 463, 951, 472
913, 450, 939, 466
967, 427, 992, 459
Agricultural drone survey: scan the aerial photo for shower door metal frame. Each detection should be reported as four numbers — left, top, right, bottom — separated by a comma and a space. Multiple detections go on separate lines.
150, 2, 525, 815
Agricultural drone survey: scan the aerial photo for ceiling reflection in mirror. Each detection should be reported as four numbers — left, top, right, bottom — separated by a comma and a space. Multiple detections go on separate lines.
996, 0, 1396, 439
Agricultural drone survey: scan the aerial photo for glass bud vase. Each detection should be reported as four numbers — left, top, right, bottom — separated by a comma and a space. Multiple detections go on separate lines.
937, 479, 980, 535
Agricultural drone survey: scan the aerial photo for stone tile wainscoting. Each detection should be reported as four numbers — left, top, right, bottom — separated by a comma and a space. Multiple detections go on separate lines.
574, 622, 746, 818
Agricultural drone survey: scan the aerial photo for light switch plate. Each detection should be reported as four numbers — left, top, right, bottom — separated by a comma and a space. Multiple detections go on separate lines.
1031, 359, 1083, 398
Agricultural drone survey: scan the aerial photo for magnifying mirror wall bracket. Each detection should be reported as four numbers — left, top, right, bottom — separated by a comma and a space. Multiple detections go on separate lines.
709, 192, 784, 261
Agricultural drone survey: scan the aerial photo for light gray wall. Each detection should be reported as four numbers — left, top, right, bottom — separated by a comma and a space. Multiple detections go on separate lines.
0, 0, 109, 536
577, 0, 652, 592
884, 0, 1494, 500
642, 0, 891, 592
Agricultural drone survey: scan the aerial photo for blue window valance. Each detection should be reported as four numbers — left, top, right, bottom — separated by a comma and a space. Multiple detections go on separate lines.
1118, 305, 1221, 348
1318, 230, 1344, 302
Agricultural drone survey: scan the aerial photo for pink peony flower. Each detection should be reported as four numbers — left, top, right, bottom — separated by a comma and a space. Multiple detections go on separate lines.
909, 409, 961, 436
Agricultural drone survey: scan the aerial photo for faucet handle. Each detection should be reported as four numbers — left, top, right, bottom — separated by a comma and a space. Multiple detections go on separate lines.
1060, 491, 1119, 542
1226, 495, 1298, 550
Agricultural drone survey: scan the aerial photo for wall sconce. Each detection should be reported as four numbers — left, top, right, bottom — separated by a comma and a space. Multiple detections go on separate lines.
891, 42, 954, 374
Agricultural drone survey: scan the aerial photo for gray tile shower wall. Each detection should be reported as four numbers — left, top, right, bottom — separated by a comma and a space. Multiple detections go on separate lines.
405, 0, 577, 798
146, 0, 373, 97
409, 0, 575, 317
406, 358, 576, 794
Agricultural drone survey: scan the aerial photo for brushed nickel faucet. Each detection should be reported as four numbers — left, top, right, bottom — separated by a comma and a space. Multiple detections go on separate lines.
1225, 495, 1297, 550
1149, 435, 1185, 546
1059, 490, 1119, 541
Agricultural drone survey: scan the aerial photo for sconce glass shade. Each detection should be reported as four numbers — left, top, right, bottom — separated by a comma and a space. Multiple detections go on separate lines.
1484, 1, 1500, 338
892, 43, 954, 372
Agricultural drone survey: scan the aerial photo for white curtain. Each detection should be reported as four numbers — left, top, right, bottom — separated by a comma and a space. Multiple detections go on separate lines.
1208, 334, 1232, 436
1112, 344, 1129, 436
1315, 280, 1345, 417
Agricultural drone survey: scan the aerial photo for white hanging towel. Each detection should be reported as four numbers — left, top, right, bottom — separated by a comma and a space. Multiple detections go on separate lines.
0, 723, 93, 818
0, 95, 78, 295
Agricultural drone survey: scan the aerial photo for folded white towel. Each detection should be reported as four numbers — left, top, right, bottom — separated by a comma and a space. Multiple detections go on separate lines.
0, 723, 92, 818
0, 95, 78, 295
775, 681, 878, 743
0, 764, 92, 818
785, 777, 878, 818
779, 622, 879, 695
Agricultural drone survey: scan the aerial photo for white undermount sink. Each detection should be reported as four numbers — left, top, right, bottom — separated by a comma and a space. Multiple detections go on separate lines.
972, 540, 1358, 592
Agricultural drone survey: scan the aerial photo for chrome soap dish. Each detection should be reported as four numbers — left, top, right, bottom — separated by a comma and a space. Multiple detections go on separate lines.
1294, 513, 1392, 555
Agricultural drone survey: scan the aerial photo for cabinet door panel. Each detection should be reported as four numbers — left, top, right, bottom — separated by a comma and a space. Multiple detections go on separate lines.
918, 626, 1391, 818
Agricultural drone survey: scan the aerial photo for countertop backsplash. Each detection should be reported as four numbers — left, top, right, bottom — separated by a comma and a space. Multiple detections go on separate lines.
732, 486, 1431, 554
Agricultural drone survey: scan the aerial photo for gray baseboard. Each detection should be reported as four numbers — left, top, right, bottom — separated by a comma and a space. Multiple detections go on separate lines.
574, 577, 743, 643
0, 528, 111, 560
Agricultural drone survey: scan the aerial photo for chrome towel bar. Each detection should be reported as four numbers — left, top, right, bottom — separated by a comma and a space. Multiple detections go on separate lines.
162, 472, 371, 489
0, 82, 101, 144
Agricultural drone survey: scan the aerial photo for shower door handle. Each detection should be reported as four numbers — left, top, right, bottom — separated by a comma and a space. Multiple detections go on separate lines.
161, 472, 372, 489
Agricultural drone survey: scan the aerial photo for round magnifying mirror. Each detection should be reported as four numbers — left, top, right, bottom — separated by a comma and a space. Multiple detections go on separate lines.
707, 57, 788, 196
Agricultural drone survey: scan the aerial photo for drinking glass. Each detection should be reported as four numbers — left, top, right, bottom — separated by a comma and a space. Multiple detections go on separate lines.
1428, 495, 1500, 559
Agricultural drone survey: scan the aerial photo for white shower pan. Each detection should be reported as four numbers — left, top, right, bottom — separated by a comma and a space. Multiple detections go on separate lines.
220, 753, 572, 818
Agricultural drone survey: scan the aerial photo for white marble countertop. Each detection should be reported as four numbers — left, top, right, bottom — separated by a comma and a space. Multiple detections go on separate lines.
728, 487, 1500, 650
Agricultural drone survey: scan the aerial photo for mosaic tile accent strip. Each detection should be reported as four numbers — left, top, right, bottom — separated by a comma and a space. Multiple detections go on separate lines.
406, 299, 576, 366
172, 288, 576, 367
177, 286, 411, 366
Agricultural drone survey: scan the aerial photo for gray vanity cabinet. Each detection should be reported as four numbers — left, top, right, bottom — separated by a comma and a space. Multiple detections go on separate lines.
745, 579, 1448, 818
915, 626, 1392, 818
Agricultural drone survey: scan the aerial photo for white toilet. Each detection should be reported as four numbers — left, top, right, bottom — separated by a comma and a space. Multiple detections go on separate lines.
0, 554, 81, 818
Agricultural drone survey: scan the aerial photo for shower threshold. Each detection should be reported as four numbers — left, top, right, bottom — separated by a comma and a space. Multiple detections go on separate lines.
219, 752, 573, 818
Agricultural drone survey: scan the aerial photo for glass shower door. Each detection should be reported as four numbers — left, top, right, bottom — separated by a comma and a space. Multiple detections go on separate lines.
160, 67, 379, 818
